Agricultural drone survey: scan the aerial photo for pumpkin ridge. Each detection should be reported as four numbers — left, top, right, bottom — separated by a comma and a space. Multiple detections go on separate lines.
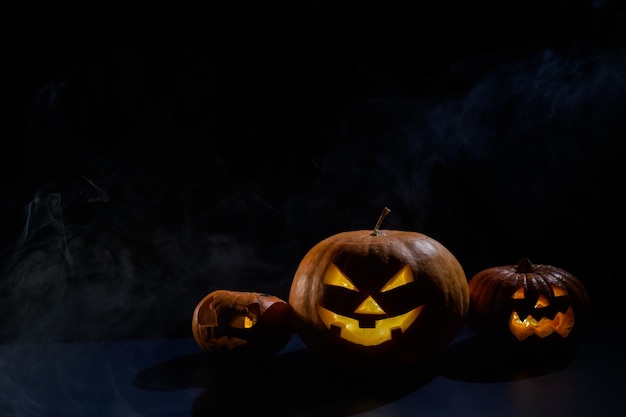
487, 271, 507, 317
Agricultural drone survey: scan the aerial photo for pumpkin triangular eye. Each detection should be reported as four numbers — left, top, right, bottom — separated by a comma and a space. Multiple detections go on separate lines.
512, 287, 525, 299
323, 263, 358, 291
551, 284, 567, 297
381, 264, 414, 292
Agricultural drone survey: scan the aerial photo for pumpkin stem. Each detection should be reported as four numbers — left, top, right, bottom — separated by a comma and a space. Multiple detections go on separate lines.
515, 257, 534, 273
371, 207, 391, 236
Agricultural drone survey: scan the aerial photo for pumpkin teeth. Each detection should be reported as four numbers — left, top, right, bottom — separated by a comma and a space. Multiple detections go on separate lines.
318, 305, 424, 346
530, 308, 558, 322
199, 324, 217, 340
329, 323, 343, 339
359, 318, 376, 328
558, 306, 570, 314
390, 327, 403, 341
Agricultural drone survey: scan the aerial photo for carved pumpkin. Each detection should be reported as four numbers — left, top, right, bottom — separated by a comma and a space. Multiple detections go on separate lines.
288, 208, 469, 366
467, 258, 589, 348
191, 290, 293, 355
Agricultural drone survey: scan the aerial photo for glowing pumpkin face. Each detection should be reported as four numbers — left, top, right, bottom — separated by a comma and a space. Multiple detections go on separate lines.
289, 208, 469, 365
191, 290, 292, 355
318, 260, 426, 346
468, 258, 589, 347
509, 283, 575, 340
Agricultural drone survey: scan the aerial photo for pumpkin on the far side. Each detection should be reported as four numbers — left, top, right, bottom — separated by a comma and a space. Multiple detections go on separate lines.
467, 258, 589, 348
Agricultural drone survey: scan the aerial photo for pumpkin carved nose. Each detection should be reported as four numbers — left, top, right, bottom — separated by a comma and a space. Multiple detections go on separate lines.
534, 294, 550, 308
354, 296, 385, 314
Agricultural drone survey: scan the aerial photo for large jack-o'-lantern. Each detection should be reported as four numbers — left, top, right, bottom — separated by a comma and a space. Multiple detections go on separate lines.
288, 208, 469, 366
192, 290, 293, 355
467, 258, 589, 348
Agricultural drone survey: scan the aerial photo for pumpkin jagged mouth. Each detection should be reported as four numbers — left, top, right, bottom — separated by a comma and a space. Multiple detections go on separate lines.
317, 305, 424, 346
509, 306, 575, 341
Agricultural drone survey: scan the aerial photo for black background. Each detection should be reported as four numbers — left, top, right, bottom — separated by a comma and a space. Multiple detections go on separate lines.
1, 1, 624, 342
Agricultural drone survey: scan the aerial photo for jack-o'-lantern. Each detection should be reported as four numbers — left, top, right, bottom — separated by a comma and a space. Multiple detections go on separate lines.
467, 258, 589, 348
288, 208, 469, 366
192, 290, 293, 355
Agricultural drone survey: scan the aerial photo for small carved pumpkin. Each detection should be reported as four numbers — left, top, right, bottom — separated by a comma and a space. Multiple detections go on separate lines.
467, 258, 589, 347
191, 290, 293, 355
288, 208, 469, 366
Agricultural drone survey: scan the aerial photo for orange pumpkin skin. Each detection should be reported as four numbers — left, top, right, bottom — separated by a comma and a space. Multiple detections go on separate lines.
288, 229, 469, 366
467, 258, 589, 349
192, 290, 293, 355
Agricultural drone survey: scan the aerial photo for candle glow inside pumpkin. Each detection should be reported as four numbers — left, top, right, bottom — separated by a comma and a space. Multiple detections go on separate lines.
509, 284, 575, 341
